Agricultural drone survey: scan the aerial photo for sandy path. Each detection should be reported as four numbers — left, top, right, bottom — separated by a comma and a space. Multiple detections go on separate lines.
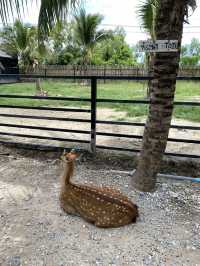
0, 107, 199, 156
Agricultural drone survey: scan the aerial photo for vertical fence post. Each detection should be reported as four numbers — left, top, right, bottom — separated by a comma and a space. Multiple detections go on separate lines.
90, 77, 97, 154
73, 65, 76, 83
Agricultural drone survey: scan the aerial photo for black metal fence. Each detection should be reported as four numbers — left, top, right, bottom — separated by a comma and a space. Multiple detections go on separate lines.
26, 65, 200, 77
0, 74, 200, 159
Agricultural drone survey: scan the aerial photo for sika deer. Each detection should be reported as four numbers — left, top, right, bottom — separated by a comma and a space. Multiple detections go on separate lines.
59, 149, 139, 228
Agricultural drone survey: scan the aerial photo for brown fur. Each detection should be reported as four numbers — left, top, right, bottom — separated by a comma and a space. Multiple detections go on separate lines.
59, 150, 139, 228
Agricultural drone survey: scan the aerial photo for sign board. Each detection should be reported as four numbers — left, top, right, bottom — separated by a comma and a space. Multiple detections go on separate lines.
138, 40, 178, 52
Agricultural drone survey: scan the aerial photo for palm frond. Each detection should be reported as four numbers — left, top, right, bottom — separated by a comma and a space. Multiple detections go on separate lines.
0, 0, 28, 24
0, 0, 79, 42
73, 8, 107, 64
95, 30, 112, 43
38, 0, 79, 39
187, 0, 197, 10
185, 0, 197, 22
74, 8, 104, 47
137, 0, 159, 39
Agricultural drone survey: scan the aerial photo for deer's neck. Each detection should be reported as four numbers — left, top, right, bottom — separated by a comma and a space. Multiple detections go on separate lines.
62, 161, 74, 187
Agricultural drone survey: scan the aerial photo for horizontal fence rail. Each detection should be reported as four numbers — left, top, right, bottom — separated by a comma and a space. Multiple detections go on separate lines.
0, 105, 91, 112
0, 74, 200, 159
0, 94, 91, 101
0, 123, 90, 133
24, 65, 200, 78
0, 113, 91, 123
1, 73, 200, 80
0, 131, 90, 144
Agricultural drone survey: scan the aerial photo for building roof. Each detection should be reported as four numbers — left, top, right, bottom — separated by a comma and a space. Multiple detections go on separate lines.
0, 50, 12, 58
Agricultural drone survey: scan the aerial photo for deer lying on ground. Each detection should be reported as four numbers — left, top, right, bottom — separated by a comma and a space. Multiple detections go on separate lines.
59, 149, 139, 228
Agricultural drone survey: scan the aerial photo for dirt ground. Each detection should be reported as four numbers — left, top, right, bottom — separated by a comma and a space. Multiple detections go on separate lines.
0, 107, 200, 157
0, 149, 200, 266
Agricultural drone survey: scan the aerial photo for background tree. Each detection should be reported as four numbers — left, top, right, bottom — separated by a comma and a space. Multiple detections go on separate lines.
92, 28, 137, 65
180, 38, 200, 66
73, 8, 109, 65
0, 20, 38, 71
133, 0, 197, 192
46, 21, 81, 65
44, 23, 136, 66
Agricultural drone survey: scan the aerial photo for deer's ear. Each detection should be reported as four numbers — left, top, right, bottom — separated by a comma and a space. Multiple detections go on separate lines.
71, 147, 81, 153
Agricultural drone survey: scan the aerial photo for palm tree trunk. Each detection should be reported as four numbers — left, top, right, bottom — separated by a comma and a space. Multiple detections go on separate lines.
133, 0, 187, 192
146, 53, 155, 98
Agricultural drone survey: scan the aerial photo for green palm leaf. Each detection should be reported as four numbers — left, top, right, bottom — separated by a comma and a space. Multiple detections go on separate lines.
137, 0, 197, 39
0, 0, 79, 35
73, 8, 110, 64
137, 0, 159, 39
38, 0, 79, 37
0, 0, 30, 24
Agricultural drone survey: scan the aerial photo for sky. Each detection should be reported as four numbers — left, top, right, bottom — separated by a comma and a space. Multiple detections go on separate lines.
1, 0, 200, 45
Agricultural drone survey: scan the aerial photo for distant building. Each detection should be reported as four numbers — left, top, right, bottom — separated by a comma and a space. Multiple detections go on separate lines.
0, 50, 19, 74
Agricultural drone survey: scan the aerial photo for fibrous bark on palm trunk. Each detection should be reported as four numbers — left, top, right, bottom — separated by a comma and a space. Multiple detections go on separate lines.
146, 52, 155, 98
133, 0, 187, 192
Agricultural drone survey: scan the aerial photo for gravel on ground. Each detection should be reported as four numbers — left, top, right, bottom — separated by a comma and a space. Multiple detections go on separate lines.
0, 149, 200, 266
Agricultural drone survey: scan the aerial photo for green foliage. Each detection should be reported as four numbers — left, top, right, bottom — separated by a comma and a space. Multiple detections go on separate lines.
39, 19, 135, 66
73, 8, 109, 64
189, 38, 200, 55
37, 0, 79, 39
49, 22, 68, 54
180, 55, 199, 66
180, 38, 200, 66
0, 3, 158, 67
137, 0, 159, 40
0, 20, 40, 70
0, 0, 79, 35
45, 21, 81, 65
92, 28, 137, 66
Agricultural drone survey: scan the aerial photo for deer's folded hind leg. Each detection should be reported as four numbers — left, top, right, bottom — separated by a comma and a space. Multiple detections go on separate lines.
75, 207, 96, 224
94, 216, 114, 228
95, 212, 135, 228
95, 221, 111, 228
61, 203, 77, 215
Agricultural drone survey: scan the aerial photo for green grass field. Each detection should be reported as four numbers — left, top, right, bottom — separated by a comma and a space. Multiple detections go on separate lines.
0, 80, 199, 122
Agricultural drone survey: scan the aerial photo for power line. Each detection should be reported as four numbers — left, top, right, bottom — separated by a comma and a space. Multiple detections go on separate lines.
102, 23, 200, 28
102, 24, 141, 28
1, 20, 200, 28
119, 30, 200, 34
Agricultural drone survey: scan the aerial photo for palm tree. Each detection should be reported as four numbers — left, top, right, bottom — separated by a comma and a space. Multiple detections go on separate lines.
0, 20, 38, 71
133, 0, 197, 192
73, 8, 109, 65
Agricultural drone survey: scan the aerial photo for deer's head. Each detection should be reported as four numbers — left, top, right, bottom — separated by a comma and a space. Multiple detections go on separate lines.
61, 149, 81, 163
